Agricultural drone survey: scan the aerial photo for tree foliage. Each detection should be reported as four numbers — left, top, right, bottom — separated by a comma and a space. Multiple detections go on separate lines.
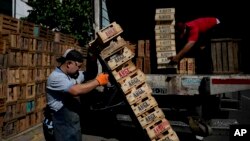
24, 0, 93, 46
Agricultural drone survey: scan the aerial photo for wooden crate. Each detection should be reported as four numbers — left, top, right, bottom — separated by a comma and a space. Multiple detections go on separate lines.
155, 13, 175, 21
136, 57, 143, 71
35, 68, 45, 82
155, 33, 175, 40
36, 53, 42, 66
60, 33, 76, 44
112, 61, 136, 81
0, 14, 19, 33
7, 68, 20, 84
157, 57, 171, 64
187, 58, 195, 74
0, 83, 7, 97
36, 82, 46, 96
131, 96, 158, 117
0, 39, 7, 54
0, 83, 5, 97
156, 45, 176, 52
19, 68, 28, 84
155, 8, 175, 14
178, 58, 187, 74
151, 128, 179, 141
2, 120, 19, 138
97, 22, 123, 44
105, 46, 135, 70
7, 51, 21, 67
27, 68, 36, 83
157, 51, 176, 58
0, 97, 6, 113
118, 69, 146, 94
0, 54, 7, 68
35, 110, 43, 124
145, 40, 150, 57
126, 83, 152, 105
36, 39, 44, 52
15, 101, 26, 117
137, 107, 165, 128
19, 21, 34, 37
28, 38, 35, 52
7, 85, 18, 103
26, 83, 36, 99
4, 103, 16, 121
143, 57, 151, 74
137, 40, 145, 57
156, 20, 175, 26
35, 94, 46, 111
100, 36, 126, 59
18, 117, 26, 132
28, 53, 36, 67
25, 114, 31, 130
211, 38, 241, 74
155, 27, 175, 34
42, 53, 48, 66
47, 30, 55, 41
0, 34, 19, 49
145, 118, 172, 139
18, 85, 26, 100
156, 40, 175, 47
20, 52, 28, 66
20, 36, 29, 50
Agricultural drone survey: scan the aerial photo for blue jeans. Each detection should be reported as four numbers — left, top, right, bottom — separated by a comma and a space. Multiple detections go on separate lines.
52, 106, 82, 141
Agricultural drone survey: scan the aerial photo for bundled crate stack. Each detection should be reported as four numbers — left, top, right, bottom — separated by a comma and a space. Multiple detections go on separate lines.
211, 38, 241, 74
136, 40, 151, 74
0, 14, 85, 139
154, 8, 177, 69
90, 22, 179, 141
178, 58, 195, 74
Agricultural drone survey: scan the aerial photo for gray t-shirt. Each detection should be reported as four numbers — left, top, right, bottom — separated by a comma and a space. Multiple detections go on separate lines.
46, 67, 85, 111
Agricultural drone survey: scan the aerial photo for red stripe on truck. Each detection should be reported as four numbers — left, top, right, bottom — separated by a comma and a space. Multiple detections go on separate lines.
212, 79, 250, 84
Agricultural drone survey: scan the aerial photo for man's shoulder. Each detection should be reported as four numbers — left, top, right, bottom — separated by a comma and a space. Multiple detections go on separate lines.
48, 70, 67, 81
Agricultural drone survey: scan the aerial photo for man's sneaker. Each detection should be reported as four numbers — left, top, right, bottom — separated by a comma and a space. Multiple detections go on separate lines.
188, 116, 213, 137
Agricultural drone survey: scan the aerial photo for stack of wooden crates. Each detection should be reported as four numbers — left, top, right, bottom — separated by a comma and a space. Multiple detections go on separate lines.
92, 22, 179, 141
154, 8, 177, 69
136, 40, 151, 74
0, 14, 86, 139
211, 38, 241, 74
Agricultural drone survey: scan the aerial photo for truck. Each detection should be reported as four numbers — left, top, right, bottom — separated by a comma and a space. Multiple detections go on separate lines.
79, 1, 250, 141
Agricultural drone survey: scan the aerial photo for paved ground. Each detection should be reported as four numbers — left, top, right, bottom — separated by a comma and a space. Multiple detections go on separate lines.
1, 124, 119, 141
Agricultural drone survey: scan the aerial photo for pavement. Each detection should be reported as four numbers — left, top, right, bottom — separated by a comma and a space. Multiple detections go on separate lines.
1, 123, 119, 141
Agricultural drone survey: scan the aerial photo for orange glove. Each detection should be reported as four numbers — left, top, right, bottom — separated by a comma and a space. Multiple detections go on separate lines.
96, 73, 109, 86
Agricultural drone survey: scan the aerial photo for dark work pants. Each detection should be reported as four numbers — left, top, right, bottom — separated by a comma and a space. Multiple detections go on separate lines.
53, 107, 82, 141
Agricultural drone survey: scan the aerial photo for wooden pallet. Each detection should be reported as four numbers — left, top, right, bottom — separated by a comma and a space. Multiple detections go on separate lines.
0, 14, 19, 33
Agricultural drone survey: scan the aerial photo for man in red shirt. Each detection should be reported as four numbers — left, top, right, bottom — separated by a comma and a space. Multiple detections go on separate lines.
169, 17, 220, 73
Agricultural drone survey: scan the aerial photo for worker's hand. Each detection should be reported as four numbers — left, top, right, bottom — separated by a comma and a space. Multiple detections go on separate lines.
168, 56, 180, 65
96, 73, 109, 86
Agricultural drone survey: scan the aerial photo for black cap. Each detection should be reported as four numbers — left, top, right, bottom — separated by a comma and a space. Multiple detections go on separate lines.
56, 49, 84, 63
